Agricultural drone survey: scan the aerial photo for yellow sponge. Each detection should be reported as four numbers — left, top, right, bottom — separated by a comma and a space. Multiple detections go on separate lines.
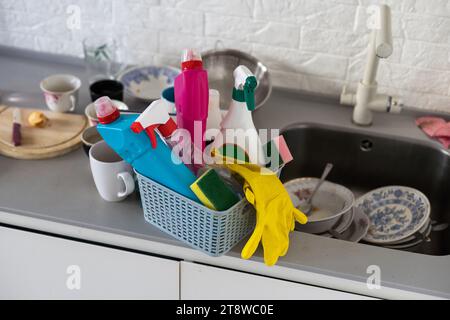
190, 168, 239, 211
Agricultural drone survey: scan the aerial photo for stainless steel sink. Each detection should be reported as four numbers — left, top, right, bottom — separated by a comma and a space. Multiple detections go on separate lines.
281, 123, 450, 256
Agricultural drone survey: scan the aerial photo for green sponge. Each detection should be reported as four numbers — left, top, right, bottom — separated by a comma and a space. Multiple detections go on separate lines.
190, 168, 240, 211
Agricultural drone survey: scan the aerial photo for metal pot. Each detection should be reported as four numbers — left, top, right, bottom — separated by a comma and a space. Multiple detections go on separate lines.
202, 42, 272, 111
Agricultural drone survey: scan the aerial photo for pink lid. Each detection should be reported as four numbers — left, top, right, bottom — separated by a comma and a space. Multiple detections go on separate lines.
181, 49, 203, 70
181, 48, 201, 63
94, 96, 119, 124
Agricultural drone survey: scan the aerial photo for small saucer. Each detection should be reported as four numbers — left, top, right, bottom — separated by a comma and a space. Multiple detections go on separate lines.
386, 218, 430, 245
384, 223, 432, 249
320, 207, 369, 242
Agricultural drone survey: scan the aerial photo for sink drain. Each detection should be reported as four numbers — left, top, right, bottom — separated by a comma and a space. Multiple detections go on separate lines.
360, 139, 373, 152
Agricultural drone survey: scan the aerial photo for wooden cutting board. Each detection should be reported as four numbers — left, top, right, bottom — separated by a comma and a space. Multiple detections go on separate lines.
0, 105, 88, 159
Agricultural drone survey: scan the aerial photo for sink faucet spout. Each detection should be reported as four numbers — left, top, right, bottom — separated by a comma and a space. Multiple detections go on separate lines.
341, 4, 402, 126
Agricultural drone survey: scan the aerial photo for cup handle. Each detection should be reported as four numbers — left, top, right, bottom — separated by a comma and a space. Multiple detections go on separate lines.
69, 95, 76, 112
117, 172, 135, 198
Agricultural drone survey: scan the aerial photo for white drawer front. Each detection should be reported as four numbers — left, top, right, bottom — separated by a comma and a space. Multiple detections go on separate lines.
180, 262, 375, 300
0, 226, 179, 299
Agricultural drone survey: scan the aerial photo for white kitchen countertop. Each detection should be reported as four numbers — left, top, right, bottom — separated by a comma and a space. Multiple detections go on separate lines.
0, 45, 449, 299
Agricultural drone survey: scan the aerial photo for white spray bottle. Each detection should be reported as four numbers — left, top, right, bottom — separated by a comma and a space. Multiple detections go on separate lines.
131, 99, 201, 173
212, 65, 265, 165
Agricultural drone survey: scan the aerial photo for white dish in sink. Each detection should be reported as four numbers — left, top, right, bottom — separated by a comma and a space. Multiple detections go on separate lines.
356, 186, 430, 244
285, 177, 354, 234
320, 207, 370, 242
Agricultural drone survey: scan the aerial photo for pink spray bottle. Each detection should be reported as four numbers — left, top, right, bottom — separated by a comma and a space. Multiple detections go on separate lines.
174, 49, 209, 160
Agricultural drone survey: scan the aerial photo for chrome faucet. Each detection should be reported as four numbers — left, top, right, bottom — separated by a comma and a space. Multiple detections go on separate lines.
340, 4, 402, 126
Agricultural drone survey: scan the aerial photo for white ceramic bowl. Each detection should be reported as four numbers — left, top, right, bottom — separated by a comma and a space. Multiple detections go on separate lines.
284, 177, 355, 234
117, 65, 180, 101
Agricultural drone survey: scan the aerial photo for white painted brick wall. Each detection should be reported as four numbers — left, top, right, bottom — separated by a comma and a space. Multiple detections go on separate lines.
0, 0, 450, 112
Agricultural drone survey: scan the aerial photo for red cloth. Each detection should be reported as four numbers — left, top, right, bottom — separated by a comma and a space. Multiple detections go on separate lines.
416, 117, 450, 148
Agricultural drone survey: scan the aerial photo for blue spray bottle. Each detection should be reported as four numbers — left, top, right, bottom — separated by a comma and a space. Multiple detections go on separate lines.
94, 96, 199, 202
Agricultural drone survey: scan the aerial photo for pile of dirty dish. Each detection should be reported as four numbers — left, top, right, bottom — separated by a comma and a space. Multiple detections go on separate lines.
285, 175, 432, 249
355, 186, 432, 249
285, 176, 370, 242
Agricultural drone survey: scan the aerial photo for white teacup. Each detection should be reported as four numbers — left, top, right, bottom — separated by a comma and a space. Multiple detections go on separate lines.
40, 74, 81, 113
89, 141, 135, 202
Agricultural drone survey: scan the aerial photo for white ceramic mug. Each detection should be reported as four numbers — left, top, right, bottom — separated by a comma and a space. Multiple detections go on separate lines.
40, 74, 81, 113
89, 141, 135, 202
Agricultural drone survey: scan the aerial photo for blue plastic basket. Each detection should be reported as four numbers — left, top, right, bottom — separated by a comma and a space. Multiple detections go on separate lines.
135, 169, 256, 257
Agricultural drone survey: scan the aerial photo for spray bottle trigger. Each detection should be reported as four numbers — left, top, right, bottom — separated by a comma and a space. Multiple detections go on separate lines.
243, 76, 257, 111
144, 125, 159, 149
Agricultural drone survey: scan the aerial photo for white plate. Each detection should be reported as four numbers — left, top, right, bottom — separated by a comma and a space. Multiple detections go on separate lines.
384, 223, 432, 249
356, 186, 430, 244
386, 218, 430, 245
118, 65, 180, 101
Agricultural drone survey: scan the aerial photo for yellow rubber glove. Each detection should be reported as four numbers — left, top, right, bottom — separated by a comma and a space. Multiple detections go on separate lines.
222, 163, 308, 266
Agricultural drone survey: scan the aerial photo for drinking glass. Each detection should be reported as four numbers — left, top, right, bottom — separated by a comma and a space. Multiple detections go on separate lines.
83, 36, 117, 84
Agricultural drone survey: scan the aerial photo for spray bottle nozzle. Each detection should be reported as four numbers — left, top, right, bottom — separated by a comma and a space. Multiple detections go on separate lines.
232, 65, 258, 111
243, 76, 257, 111
131, 99, 177, 149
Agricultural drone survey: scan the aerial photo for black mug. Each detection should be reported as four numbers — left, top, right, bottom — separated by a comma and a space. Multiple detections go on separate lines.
90, 79, 124, 102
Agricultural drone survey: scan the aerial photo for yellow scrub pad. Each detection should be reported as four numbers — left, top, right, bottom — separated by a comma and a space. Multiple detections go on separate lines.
190, 168, 240, 211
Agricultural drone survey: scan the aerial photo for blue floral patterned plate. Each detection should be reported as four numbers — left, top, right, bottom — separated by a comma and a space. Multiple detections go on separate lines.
355, 186, 430, 244
118, 65, 180, 101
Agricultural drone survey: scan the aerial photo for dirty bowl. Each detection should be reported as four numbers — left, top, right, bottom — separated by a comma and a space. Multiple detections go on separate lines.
117, 65, 180, 101
284, 177, 355, 234
81, 126, 103, 156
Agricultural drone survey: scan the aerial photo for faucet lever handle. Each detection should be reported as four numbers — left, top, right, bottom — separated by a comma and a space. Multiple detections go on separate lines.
388, 97, 403, 114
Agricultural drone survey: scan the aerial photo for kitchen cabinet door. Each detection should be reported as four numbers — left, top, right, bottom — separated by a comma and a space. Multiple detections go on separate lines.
0, 226, 179, 299
180, 262, 375, 300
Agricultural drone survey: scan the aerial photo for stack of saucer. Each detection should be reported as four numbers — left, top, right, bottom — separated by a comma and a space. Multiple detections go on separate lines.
317, 207, 370, 242
355, 186, 431, 249
383, 218, 431, 249
285, 177, 369, 242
